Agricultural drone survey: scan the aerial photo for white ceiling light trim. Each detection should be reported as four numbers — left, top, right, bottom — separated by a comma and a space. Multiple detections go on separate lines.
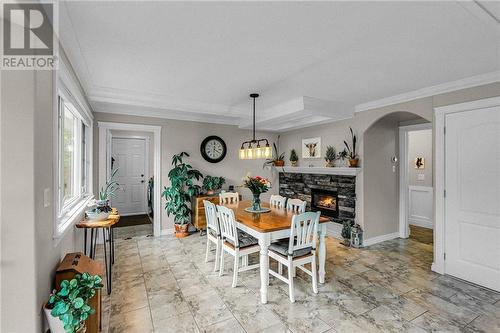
355, 71, 500, 113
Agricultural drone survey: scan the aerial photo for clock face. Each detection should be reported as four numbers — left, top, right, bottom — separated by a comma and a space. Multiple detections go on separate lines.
200, 136, 227, 163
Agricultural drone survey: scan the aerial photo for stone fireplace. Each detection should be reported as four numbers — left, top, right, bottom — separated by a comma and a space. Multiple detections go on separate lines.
279, 171, 356, 225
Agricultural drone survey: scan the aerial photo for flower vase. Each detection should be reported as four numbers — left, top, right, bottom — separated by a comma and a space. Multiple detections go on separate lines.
252, 193, 262, 211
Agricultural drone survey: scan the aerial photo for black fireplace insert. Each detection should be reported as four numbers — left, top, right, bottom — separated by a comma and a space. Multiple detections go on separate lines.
311, 188, 338, 218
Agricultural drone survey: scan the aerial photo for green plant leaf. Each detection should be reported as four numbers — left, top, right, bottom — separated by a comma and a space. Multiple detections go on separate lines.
73, 297, 84, 309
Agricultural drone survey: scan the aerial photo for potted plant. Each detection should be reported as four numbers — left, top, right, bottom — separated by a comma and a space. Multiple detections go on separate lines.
162, 152, 203, 238
289, 149, 298, 166
344, 127, 359, 167
44, 272, 103, 333
202, 175, 225, 195
242, 174, 271, 211
341, 221, 354, 246
325, 145, 336, 167
337, 148, 348, 167
86, 168, 119, 221
263, 135, 285, 168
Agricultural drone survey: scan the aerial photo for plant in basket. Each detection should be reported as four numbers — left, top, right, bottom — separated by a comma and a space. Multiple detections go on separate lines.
242, 174, 271, 211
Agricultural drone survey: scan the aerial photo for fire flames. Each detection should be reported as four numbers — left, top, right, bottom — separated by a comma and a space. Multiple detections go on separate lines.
317, 197, 336, 210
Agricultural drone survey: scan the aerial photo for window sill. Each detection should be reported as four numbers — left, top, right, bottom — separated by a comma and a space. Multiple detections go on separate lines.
53, 196, 93, 244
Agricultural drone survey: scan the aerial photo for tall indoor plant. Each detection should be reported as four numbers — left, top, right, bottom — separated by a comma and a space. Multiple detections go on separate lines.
44, 273, 103, 333
344, 127, 359, 167
162, 152, 203, 237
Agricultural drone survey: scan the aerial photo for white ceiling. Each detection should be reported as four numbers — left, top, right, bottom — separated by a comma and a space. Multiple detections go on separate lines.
59, 1, 500, 131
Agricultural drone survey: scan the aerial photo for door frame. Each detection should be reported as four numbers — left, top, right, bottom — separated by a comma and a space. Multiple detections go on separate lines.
433, 96, 500, 274
110, 135, 150, 216
398, 122, 432, 239
98, 122, 162, 237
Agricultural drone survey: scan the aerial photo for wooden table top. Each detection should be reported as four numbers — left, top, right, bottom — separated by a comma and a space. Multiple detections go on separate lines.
223, 200, 330, 233
76, 208, 120, 229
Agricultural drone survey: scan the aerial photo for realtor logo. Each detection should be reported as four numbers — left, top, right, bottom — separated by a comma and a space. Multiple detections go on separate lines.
1, 1, 58, 69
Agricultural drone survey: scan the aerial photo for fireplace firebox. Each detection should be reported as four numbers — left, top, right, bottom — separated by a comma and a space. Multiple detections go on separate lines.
311, 188, 338, 218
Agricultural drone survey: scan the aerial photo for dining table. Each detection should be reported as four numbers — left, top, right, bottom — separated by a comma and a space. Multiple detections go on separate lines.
222, 200, 331, 304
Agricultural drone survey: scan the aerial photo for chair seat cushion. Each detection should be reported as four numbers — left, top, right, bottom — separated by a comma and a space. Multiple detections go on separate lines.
269, 238, 312, 258
225, 231, 258, 248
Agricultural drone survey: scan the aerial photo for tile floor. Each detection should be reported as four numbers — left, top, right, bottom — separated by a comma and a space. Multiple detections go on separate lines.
98, 226, 500, 333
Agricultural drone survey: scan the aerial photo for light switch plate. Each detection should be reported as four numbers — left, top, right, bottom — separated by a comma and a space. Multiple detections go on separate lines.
417, 174, 425, 181
43, 188, 51, 207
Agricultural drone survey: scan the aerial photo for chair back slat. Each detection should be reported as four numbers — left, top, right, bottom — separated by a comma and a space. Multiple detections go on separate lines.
288, 211, 320, 254
270, 195, 287, 209
217, 205, 238, 247
203, 200, 220, 236
286, 198, 306, 213
219, 192, 239, 205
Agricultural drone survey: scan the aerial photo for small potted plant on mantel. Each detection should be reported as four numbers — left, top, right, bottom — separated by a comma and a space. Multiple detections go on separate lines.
289, 149, 299, 167
263, 136, 285, 168
344, 127, 359, 167
202, 175, 225, 195
325, 145, 336, 167
44, 273, 103, 333
337, 148, 348, 167
162, 152, 203, 238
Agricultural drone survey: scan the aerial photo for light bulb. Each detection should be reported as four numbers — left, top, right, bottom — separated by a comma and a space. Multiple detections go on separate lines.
255, 146, 262, 159
264, 146, 272, 158
246, 148, 254, 159
239, 148, 246, 159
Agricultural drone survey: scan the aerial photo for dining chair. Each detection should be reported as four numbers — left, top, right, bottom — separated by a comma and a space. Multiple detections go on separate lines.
268, 211, 320, 302
217, 205, 260, 287
286, 198, 306, 213
219, 192, 240, 205
203, 200, 221, 272
269, 194, 287, 209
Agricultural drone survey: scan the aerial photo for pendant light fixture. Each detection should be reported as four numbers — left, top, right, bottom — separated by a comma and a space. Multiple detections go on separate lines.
239, 93, 272, 159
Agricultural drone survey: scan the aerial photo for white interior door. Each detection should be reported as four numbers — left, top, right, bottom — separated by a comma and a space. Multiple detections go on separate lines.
111, 138, 147, 215
445, 105, 500, 291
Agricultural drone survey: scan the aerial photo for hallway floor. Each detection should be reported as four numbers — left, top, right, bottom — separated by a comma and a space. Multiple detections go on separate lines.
98, 230, 500, 333
409, 225, 433, 245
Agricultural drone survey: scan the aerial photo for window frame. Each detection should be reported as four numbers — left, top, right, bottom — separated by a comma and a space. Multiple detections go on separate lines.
54, 86, 93, 239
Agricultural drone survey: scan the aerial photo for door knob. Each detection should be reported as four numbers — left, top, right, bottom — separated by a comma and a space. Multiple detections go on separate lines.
141, 174, 144, 177
141, 180, 145, 183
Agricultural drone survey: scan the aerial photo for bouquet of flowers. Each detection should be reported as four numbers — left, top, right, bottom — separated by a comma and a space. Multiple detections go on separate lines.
242, 174, 271, 211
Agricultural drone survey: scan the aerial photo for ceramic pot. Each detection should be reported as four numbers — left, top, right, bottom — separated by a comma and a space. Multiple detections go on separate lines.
44, 307, 86, 333
325, 160, 334, 167
348, 158, 359, 168
206, 190, 215, 195
174, 224, 189, 238
274, 160, 285, 167
290, 160, 298, 167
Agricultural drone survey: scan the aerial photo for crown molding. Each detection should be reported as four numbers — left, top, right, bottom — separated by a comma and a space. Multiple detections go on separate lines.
355, 71, 500, 113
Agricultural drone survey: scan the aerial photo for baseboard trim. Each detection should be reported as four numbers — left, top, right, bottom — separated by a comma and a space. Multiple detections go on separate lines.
409, 219, 433, 229
364, 232, 399, 247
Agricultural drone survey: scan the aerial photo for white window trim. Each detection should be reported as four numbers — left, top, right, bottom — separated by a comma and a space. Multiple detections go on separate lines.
53, 79, 94, 240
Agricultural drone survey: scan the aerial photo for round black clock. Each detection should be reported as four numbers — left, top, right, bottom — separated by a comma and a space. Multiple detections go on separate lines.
200, 136, 227, 163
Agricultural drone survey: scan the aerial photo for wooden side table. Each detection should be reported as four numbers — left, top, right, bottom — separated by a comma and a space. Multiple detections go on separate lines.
76, 208, 120, 295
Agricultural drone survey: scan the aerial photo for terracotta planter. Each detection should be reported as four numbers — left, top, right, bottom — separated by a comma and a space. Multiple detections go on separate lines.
348, 158, 359, 168
206, 190, 215, 195
174, 224, 189, 238
274, 160, 285, 167
325, 160, 334, 167
290, 160, 298, 167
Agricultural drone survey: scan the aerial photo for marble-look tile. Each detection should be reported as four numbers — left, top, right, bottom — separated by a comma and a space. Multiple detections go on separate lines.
185, 290, 234, 327
153, 310, 200, 333
361, 305, 427, 333
379, 295, 428, 321
411, 311, 465, 333
108, 306, 154, 333
199, 317, 246, 333
270, 300, 332, 333
448, 292, 500, 319
315, 303, 380, 333
148, 290, 191, 321
464, 314, 500, 333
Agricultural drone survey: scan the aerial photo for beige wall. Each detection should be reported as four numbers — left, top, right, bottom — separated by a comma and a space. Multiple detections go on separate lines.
408, 129, 432, 187
93, 113, 279, 231
280, 82, 500, 240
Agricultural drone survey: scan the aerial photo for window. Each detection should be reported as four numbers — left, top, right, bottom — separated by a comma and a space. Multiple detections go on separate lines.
56, 92, 92, 236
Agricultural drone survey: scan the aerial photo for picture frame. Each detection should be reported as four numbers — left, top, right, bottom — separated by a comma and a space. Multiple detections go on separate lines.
414, 157, 425, 169
302, 137, 321, 159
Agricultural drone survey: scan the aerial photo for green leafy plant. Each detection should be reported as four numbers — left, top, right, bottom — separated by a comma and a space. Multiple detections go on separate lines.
337, 148, 348, 160
47, 273, 103, 333
341, 220, 354, 245
162, 152, 203, 225
325, 145, 336, 163
263, 135, 285, 168
202, 175, 225, 192
344, 127, 358, 159
289, 149, 298, 162
98, 168, 119, 201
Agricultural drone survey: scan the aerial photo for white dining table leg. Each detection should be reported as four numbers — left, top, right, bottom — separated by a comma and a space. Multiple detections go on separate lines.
318, 224, 326, 284
258, 234, 270, 304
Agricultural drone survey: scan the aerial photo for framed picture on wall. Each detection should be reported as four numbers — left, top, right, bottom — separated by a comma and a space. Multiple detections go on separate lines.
302, 137, 321, 158
414, 157, 425, 169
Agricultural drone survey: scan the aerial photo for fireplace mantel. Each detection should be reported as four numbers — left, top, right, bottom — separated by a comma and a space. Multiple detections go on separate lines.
274, 166, 361, 176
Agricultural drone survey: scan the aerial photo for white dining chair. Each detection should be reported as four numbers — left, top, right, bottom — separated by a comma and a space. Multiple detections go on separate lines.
269, 194, 287, 209
219, 192, 239, 205
268, 211, 320, 302
286, 198, 306, 213
217, 205, 260, 287
203, 200, 221, 272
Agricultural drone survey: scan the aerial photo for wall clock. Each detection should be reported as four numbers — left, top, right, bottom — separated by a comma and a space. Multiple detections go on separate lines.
200, 136, 227, 163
